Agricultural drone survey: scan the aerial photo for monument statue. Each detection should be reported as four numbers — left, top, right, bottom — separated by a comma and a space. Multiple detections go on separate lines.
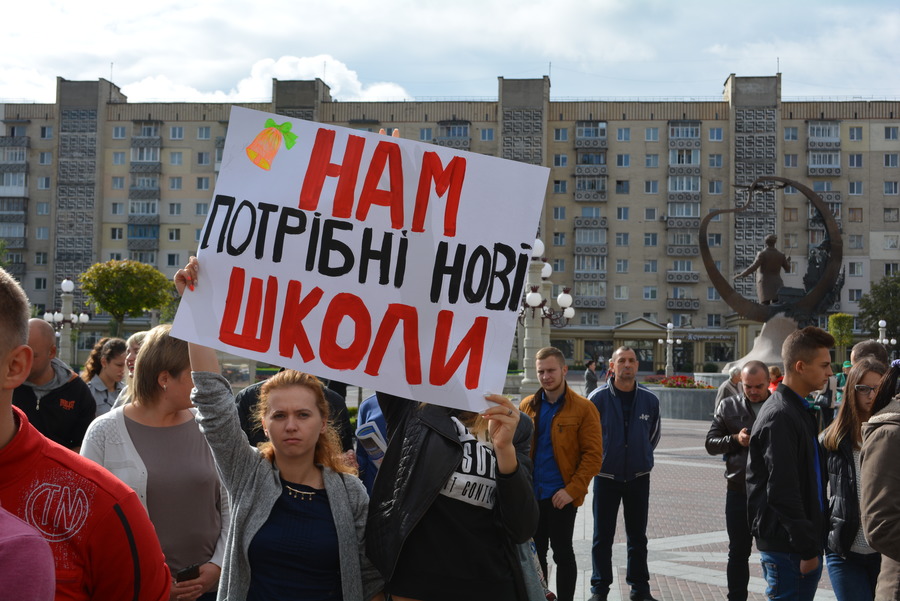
734, 234, 791, 305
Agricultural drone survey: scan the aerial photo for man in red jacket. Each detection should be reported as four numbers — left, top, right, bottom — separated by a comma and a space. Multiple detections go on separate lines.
0, 267, 171, 601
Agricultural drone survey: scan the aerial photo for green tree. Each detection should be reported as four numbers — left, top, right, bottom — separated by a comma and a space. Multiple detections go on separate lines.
859, 273, 900, 342
79, 260, 174, 336
0, 239, 8, 270
828, 312, 854, 364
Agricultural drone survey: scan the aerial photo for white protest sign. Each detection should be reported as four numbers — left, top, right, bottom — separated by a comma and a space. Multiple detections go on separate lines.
172, 106, 548, 412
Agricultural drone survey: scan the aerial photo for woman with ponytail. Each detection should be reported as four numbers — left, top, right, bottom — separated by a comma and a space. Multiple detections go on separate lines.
81, 337, 127, 416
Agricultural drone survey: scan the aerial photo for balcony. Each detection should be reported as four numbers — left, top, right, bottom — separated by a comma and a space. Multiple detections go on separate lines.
575, 164, 607, 177
574, 137, 607, 150
130, 162, 162, 174
127, 214, 160, 226
574, 244, 607, 255
667, 165, 701, 177
666, 271, 700, 283
574, 190, 607, 202
666, 298, 701, 311
0, 185, 28, 197
666, 217, 700, 230
666, 245, 699, 257
807, 139, 840, 150
128, 187, 160, 200
435, 137, 470, 150
667, 191, 701, 203
127, 238, 159, 251
3, 238, 25, 249
808, 166, 841, 177
131, 136, 162, 147
573, 216, 607, 229
573, 271, 606, 281
573, 296, 606, 309
817, 191, 842, 203
0, 136, 29, 148
807, 218, 842, 230
668, 138, 701, 149
5, 262, 25, 277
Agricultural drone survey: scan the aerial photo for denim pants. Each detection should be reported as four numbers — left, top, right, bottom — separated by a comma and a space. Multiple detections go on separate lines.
724, 490, 752, 601
590, 474, 651, 597
534, 498, 578, 601
826, 551, 881, 601
759, 551, 823, 601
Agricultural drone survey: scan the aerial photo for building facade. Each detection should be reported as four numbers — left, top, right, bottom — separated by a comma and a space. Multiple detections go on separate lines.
1, 74, 897, 369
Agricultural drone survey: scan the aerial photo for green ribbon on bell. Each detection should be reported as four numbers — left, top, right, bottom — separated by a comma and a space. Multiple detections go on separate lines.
264, 118, 298, 150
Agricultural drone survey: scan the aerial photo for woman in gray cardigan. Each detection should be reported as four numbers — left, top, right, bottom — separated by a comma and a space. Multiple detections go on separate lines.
176, 258, 383, 601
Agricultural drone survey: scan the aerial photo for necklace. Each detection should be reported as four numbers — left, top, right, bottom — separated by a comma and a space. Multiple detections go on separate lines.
284, 483, 316, 501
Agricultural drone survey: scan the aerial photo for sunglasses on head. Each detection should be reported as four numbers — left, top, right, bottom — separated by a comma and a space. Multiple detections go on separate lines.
854, 384, 877, 395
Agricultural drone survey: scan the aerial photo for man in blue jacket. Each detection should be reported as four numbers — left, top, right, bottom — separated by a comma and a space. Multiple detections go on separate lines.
588, 347, 661, 601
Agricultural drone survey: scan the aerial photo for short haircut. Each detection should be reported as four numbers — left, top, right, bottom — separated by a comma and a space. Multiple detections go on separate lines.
0, 268, 30, 354
742, 360, 769, 378
850, 339, 889, 366
612, 346, 636, 361
535, 347, 566, 364
133, 324, 189, 404
782, 326, 835, 373
728, 366, 741, 378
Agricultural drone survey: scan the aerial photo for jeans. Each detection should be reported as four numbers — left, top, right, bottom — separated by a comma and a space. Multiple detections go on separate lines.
534, 498, 578, 601
826, 551, 881, 601
724, 490, 752, 601
759, 551, 823, 601
590, 475, 651, 597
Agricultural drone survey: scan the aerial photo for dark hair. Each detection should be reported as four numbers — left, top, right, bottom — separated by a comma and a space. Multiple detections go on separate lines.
254, 370, 355, 475
850, 339, 889, 366
0, 268, 29, 354
535, 347, 566, 364
870, 360, 900, 416
782, 327, 835, 374
80, 337, 127, 382
742, 360, 769, 378
822, 358, 887, 451
585, 360, 595, 369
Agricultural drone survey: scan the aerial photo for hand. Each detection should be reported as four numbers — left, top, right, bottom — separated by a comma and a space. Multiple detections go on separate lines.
174, 256, 199, 296
170, 563, 221, 601
342, 449, 359, 470
800, 556, 819, 576
735, 428, 750, 447
552, 488, 574, 509
482, 394, 520, 474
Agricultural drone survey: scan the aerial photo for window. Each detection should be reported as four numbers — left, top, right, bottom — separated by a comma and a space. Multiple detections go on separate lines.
552, 232, 566, 246
480, 128, 494, 142
849, 126, 863, 141
614, 312, 628, 326
809, 230, 826, 246
848, 262, 863, 277
580, 312, 600, 326
707, 208, 721, 222
197, 152, 211, 166
134, 176, 158, 189
849, 289, 863, 302
554, 128, 568, 142
849, 181, 863, 195
441, 125, 468, 138
644, 260, 658, 273
709, 154, 723, 168
576, 229, 606, 244
784, 207, 799, 222
197, 177, 210, 190
575, 255, 605, 273
129, 251, 156, 265
886, 235, 900, 250
644, 207, 657, 220
129, 202, 159, 219
111, 227, 123, 240
578, 152, 606, 165
38, 151, 52, 165
671, 287, 688, 299
784, 154, 798, 168
885, 182, 899, 196
886, 263, 900, 276
40, 126, 53, 139
848, 208, 863, 222
669, 149, 700, 165
669, 124, 700, 139
671, 232, 695, 246
615, 259, 629, 273
784, 233, 798, 248
617, 128, 630, 142
849, 234, 864, 249
112, 151, 125, 165
195, 229, 203, 242
707, 314, 723, 328
813, 181, 832, 193
643, 286, 657, 300
886, 208, 900, 222
553, 154, 568, 167
615, 180, 630, 194
614, 285, 629, 300
707, 233, 722, 247
111, 176, 125, 190
196, 202, 209, 215
167, 253, 181, 267
645, 154, 659, 168
553, 180, 568, 194
33, 251, 48, 266
708, 180, 722, 194
575, 281, 605, 297
672, 260, 693, 272
708, 287, 721, 301
168, 228, 181, 241
552, 206, 566, 220
709, 127, 723, 141
36, 201, 50, 215
644, 180, 658, 194
885, 153, 899, 168
849, 154, 863, 168
809, 151, 840, 167
581, 206, 601, 217
616, 207, 629, 220
809, 122, 839, 140
170, 126, 184, 140
35, 277, 47, 290
616, 154, 630, 167
668, 175, 700, 192
553, 258, 566, 272
615, 233, 629, 246
139, 123, 158, 137
784, 185, 797, 195
170, 151, 183, 166
197, 126, 211, 140
644, 233, 658, 246
107, 202, 122, 216
886, 126, 899, 140
784, 127, 798, 141
131, 147, 160, 162
128, 224, 159, 239
667, 202, 700, 217
645, 127, 659, 141
37, 177, 51, 190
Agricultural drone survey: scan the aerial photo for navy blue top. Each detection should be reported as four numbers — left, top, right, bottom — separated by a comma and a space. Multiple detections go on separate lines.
533, 390, 565, 500
246, 482, 342, 601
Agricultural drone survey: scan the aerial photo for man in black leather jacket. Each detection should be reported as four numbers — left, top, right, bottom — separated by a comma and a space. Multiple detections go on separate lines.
705, 360, 770, 601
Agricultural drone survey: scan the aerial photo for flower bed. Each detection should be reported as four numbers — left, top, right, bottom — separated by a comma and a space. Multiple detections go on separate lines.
659, 375, 714, 389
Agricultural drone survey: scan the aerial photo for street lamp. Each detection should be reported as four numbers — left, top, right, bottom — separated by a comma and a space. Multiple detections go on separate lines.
878, 319, 898, 355
43, 278, 90, 366
657, 322, 682, 377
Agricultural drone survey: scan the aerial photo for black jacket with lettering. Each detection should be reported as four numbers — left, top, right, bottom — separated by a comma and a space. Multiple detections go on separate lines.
13, 372, 96, 449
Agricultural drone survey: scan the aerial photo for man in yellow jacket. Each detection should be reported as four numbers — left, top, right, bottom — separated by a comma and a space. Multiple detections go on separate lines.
520, 346, 604, 601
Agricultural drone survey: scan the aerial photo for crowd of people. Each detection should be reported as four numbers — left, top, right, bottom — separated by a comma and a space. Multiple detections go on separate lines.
1, 258, 900, 601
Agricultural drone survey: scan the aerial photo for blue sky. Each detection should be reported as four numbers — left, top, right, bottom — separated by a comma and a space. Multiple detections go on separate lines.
2, 0, 899, 103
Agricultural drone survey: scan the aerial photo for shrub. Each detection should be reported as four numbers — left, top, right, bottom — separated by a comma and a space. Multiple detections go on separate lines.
659, 375, 714, 389
702, 362, 719, 373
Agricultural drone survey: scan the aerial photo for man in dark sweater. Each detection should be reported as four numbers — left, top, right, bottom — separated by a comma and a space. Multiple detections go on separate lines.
746, 327, 834, 601
12, 319, 95, 450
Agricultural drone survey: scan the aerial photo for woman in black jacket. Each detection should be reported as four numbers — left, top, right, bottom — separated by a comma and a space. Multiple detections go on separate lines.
366, 392, 540, 601
820, 358, 886, 601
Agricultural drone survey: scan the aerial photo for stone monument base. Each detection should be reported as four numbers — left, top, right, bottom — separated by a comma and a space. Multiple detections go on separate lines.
724, 313, 798, 373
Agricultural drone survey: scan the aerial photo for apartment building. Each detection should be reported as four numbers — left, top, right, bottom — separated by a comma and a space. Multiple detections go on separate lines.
1, 74, 897, 370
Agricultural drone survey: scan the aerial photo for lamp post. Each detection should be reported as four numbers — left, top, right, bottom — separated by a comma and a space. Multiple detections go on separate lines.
657, 322, 682, 377
878, 319, 897, 357
43, 279, 90, 366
